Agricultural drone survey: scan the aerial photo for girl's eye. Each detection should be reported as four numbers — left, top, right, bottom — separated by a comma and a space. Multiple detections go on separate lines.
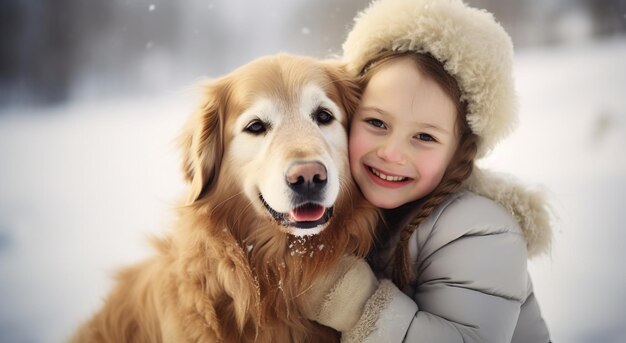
366, 118, 386, 129
244, 120, 268, 135
416, 133, 437, 142
314, 108, 334, 125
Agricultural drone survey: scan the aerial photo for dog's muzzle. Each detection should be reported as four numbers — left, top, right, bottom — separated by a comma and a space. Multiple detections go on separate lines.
258, 161, 335, 232
259, 194, 334, 230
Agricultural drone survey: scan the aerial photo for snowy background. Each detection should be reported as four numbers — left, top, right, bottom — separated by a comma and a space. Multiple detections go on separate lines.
1, 1, 625, 342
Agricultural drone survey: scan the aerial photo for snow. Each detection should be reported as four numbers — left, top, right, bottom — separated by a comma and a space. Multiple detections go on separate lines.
289, 236, 318, 256
0, 94, 191, 342
480, 37, 626, 343
1, 38, 625, 342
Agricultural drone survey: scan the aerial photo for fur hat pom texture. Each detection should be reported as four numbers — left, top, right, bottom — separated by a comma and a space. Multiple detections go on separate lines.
343, 0, 518, 158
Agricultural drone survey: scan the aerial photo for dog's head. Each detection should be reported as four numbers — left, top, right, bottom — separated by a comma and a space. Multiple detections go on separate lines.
179, 54, 360, 236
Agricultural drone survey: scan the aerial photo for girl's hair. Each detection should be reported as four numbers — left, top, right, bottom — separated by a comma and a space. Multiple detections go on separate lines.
357, 51, 479, 288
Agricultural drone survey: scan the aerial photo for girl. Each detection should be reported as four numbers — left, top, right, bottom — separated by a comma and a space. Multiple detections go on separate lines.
304, 0, 552, 342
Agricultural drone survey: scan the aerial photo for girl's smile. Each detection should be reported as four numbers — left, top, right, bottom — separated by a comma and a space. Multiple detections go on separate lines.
365, 165, 413, 188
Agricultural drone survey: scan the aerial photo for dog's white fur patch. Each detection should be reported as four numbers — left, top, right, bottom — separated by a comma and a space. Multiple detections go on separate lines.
229, 83, 349, 235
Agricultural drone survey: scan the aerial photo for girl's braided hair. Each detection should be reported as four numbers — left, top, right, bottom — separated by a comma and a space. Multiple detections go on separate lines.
357, 51, 479, 288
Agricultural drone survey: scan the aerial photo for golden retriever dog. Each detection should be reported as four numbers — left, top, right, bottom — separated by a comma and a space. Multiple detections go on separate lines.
71, 54, 378, 343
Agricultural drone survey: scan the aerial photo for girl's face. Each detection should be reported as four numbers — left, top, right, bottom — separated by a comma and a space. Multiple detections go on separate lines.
349, 57, 459, 209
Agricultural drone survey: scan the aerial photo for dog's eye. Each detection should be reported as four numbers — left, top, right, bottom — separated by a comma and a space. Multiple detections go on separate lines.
314, 108, 334, 125
244, 120, 267, 135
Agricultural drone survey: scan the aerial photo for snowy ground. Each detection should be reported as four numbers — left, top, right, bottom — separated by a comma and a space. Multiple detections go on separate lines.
482, 38, 626, 343
1, 38, 625, 342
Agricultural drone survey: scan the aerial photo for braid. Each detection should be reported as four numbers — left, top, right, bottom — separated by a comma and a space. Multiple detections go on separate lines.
392, 132, 478, 288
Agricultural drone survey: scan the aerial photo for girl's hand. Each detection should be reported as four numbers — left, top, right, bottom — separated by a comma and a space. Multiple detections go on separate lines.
303, 256, 379, 332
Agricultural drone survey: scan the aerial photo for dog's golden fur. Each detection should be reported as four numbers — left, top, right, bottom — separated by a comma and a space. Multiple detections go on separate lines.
71, 54, 378, 342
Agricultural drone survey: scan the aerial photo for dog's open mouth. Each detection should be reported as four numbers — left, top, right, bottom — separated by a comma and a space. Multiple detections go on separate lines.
260, 194, 333, 230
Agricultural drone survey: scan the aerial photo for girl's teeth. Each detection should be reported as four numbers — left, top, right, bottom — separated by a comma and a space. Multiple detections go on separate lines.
370, 167, 407, 182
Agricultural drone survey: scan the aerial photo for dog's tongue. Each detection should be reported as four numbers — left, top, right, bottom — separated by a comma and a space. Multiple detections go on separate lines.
290, 203, 325, 222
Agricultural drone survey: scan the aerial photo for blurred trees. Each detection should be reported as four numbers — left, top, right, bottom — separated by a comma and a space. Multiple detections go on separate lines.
0, 0, 181, 106
470, 0, 626, 46
0, 0, 110, 105
582, 0, 626, 36
1, 0, 624, 108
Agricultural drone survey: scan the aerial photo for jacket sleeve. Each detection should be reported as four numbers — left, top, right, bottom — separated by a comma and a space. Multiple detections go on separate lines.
344, 193, 529, 343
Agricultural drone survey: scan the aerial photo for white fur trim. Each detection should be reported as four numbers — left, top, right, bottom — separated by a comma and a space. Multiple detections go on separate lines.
343, 0, 517, 158
342, 279, 395, 343
466, 168, 553, 257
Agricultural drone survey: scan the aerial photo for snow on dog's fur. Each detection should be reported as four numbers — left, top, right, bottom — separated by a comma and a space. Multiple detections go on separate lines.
71, 54, 378, 343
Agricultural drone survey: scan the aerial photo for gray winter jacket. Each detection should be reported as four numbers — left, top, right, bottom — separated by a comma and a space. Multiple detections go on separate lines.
344, 171, 552, 343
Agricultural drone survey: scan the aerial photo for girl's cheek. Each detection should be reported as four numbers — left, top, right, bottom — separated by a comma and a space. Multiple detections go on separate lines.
420, 152, 450, 180
348, 126, 363, 154
348, 137, 361, 165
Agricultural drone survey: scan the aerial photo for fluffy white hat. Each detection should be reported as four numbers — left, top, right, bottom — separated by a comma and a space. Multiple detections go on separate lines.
342, 0, 517, 158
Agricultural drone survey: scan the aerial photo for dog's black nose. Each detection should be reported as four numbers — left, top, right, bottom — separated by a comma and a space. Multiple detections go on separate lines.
286, 161, 327, 197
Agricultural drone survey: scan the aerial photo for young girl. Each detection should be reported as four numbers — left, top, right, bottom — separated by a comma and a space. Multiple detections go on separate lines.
304, 0, 552, 342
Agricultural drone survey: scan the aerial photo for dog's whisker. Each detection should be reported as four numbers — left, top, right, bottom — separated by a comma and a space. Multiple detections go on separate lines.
321, 77, 357, 88
208, 191, 245, 216
293, 283, 315, 299
339, 176, 358, 210
231, 201, 254, 229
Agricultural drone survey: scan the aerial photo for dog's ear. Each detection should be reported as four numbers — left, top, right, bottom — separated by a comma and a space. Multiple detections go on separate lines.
321, 60, 361, 125
179, 79, 227, 204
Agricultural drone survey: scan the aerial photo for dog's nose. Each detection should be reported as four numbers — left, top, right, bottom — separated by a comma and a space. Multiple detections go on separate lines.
286, 162, 327, 196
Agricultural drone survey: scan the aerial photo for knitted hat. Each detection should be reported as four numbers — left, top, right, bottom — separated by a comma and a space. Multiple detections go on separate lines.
342, 0, 517, 158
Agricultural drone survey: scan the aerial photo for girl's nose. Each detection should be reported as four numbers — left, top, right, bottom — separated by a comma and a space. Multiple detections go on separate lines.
376, 138, 405, 164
